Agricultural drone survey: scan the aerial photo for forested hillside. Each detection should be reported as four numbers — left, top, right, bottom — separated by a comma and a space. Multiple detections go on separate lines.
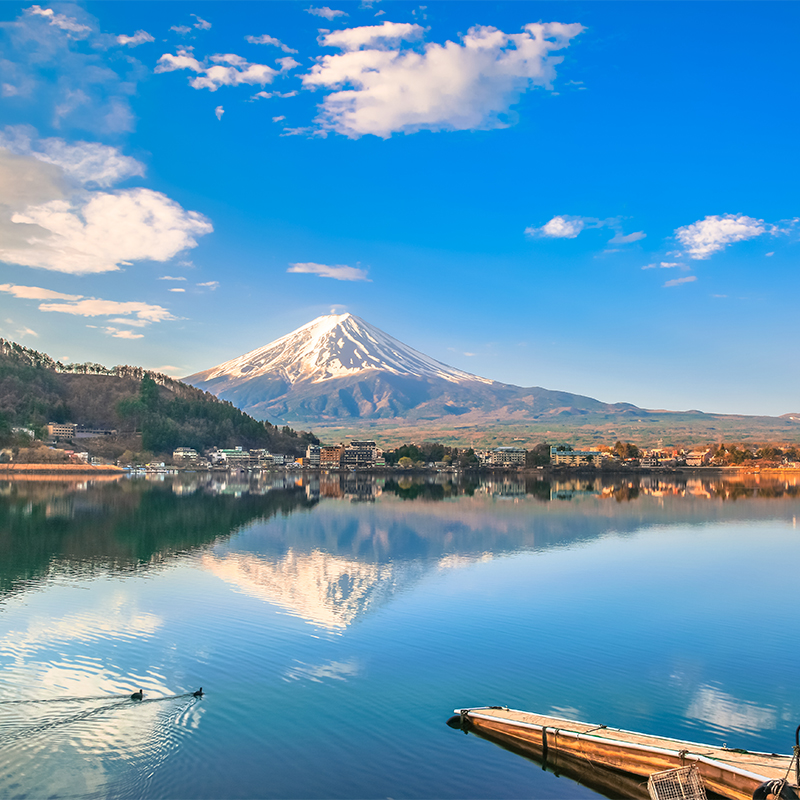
0, 339, 318, 457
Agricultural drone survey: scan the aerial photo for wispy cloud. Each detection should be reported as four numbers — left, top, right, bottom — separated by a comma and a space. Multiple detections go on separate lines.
664, 276, 697, 288
0, 283, 82, 301
526, 215, 643, 243
287, 262, 370, 281
642, 261, 688, 270
39, 298, 176, 322
158, 275, 187, 281
116, 30, 154, 47
244, 34, 297, 54
608, 230, 646, 244
197, 281, 219, 290
306, 7, 349, 20
191, 14, 212, 31
215, 105, 225, 120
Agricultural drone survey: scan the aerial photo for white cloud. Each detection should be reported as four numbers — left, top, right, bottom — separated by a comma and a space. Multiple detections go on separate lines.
192, 15, 212, 31
287, 262, 370, 281
307, 7, 349, 20
664, 275, 697, 288
641, 262, 686, 270
156, 49, 277, 91
608, 230, 646, 244
374, 10, 386, 17
39, 297, 176, 322
251, 90, 298, 101
527, 214, 643, 244
273, 115, 286, 123
675, 214, 771, 259
277, 57, 301, 72
197, 280, 219, 289
0, 283, 82, 301
2, 188, 212, 274
104, 326, 144, 339
4, 6, 138, 133
155, 48, 204, 73
245, 34, 298, 54
158, 275, 187, 281
527, 215, 586, 238
303, 21, 583, 138
215, 105, 225, 120
170, 25, 192, 35
319, 21, 422, 51
116, 30, 155, 47
168, 287, 185, 292
0, 126, 145, 187
25, 5, 91, 38
765, 251, 775, 257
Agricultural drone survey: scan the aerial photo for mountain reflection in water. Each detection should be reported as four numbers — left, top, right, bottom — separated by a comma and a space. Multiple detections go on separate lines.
0, 472, 798, 800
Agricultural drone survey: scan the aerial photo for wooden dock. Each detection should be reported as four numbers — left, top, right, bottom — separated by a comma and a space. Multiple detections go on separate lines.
450, 707, 799, 800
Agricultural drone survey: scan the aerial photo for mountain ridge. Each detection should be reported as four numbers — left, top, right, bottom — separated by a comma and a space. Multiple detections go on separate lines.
184, 314, 644, 425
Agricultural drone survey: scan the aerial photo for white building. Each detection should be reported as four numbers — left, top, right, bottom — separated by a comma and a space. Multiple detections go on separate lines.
490, 447, 527, 466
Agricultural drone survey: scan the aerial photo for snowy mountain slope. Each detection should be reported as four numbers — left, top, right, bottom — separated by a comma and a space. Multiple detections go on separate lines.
184, 314, 640, 424
190, 314, 494, 387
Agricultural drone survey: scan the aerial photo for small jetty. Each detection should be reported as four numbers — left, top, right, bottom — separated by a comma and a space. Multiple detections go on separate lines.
449, 708, 799, 800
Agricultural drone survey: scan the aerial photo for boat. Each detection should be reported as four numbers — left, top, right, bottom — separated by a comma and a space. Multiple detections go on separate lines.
447, 707, 800, 800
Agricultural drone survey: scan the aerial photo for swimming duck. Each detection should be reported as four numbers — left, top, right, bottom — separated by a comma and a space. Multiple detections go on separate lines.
192, 688, 203, 697
131, 689, 144, 701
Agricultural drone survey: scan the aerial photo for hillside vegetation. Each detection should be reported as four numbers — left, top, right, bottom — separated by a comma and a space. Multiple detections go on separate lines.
0, 339, 318, 458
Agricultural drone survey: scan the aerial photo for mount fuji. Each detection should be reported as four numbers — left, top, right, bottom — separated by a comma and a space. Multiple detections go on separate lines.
184, 314, 641, 426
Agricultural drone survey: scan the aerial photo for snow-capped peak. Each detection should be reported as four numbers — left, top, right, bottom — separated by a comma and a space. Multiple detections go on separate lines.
191, 313, 494, 386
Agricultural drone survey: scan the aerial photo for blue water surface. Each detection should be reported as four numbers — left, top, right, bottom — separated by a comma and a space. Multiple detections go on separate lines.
0, 473, 798, 799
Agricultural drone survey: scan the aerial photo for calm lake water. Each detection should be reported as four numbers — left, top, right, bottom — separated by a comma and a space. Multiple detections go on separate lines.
1, 472, 799, 799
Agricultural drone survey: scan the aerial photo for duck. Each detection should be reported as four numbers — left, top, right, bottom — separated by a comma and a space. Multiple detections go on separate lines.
130, 689, 144, 701
192, 688, 203, 697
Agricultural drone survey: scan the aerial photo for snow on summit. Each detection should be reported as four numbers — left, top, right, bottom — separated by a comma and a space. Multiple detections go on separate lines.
189, 313, 494, 387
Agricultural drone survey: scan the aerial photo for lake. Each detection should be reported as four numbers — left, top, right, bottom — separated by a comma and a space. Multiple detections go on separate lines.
1, 472, 799, 799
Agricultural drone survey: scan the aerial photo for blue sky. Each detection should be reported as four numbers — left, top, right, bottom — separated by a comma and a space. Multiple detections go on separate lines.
0, 1, 797, 416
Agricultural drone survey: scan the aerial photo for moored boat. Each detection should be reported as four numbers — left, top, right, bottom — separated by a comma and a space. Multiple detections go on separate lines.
447, 707, 799, 800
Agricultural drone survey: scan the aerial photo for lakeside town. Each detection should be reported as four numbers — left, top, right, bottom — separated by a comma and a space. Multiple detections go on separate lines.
3, 421, 799, 473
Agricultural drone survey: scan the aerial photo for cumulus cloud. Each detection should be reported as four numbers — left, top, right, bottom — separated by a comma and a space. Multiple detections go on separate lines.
675, 214, 771, 259
245, 34, 298, 53
287, 262, 370, 281
2, 188, 212, 274
215, 105, 225, 120
116, 30, 155, 47
320, 21, 422, 50
307, 7, 349, 20
664, 276, 697, 288
156, 49, 277, 91
302, 21, 583, 138
527, 215, 586, 238
192, 15, 212, 30
277, 57, 301, 72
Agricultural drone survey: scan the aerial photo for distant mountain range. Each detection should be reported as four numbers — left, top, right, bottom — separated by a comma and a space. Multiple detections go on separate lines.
184, 314, 651, 424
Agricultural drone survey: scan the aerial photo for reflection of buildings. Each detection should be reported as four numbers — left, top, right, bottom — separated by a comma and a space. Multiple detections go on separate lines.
202, 550, 412, 630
